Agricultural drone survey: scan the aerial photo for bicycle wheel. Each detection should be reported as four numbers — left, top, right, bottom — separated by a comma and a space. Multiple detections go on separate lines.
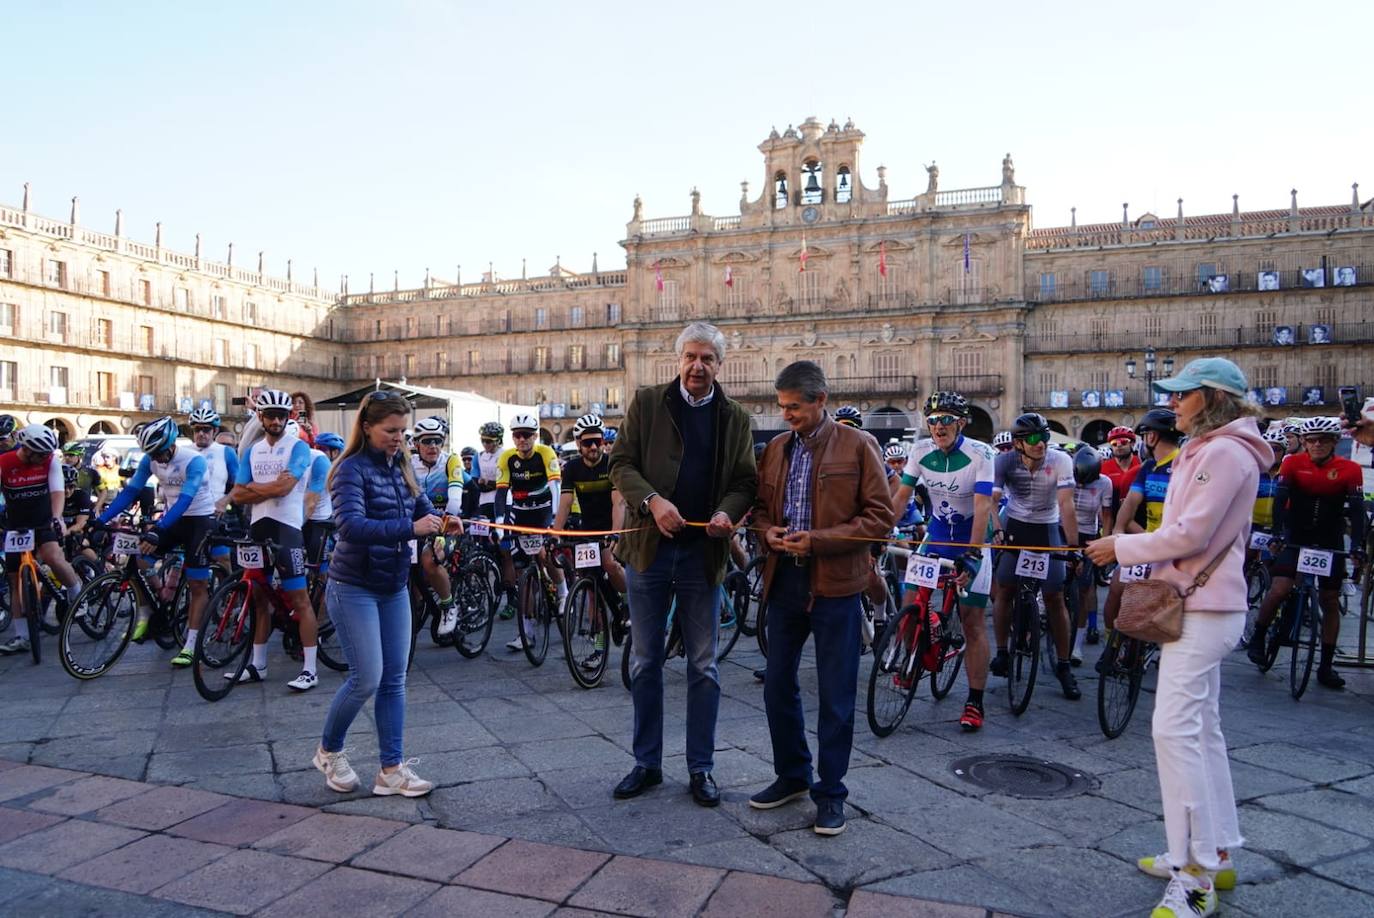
563, 576, 608, 688
867, 605, 920, 737
38, 576, 64, 635
621, 624, 633, 690
156, 578, 190, 651
929, 589, 965, 701
755, 595, 770, 658
455, 564, 495, 659
192, 577, 255, 702
23, 570, 42, 664
518, 566, 551, 666
1096, 631, 1144, 739
59, 571, 136, 680
1245, 561, 1271, 611
0, 577, 10, 635
311, 578, 347, 672
1259, 598, 1289, 673
1289, 584, 1319, 700
738, 557, 764, 637
716, 584, 742, 663
1008, 592, 1040, 717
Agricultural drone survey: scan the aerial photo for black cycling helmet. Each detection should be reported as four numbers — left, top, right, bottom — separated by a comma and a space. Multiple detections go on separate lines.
923, 391, 970, 419
62, 465, 80, 487
1010, 412, 1051, 438
1136, 408, 1182, 441
0, 415, 17, 439
1073, 446, 1102, 485
834, 406, 863, 428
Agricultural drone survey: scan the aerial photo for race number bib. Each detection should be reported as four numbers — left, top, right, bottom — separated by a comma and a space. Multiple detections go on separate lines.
1249, 531, 1272, 551
904, 553, 941, 589
1015, 550, 1050, 580
1119, 563, 1152, 583
111, 532, 141, 556
467, 520, 490, 538
3, 530, 34, 553
574, 541, 601, 569
1297, 548, 1334, 577
518, 534, 544, 556
408, 540, 419, 564
236, 545, 265, 570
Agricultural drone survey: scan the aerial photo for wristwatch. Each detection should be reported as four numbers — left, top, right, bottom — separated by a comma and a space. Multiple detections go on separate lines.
641, 493, 658, 516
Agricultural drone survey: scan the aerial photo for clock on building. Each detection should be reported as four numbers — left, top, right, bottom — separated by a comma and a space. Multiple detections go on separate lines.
801, 206, 819, 224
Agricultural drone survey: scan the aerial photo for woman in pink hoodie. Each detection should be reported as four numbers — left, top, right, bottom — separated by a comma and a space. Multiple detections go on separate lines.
1086, 357, 1267, 918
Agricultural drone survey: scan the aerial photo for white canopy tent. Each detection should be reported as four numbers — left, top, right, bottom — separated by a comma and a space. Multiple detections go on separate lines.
313, 380, 537, 451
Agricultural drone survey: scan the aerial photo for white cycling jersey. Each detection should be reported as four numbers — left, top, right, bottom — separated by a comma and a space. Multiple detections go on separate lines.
476, 448, 500, 507
305, 448, 333, 523
236, 434, 312, 528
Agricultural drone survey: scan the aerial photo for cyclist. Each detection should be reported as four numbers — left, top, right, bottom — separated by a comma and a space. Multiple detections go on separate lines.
473, 421, 517, 618
497, 414, 564, 651
411, 416, 462, 636
302, 429, 343, 583
1069, 446, 1113, 663
554, 414, 627, 670
61, 464, 95, 535
1, 425, 83, 655
1281, 418, 1303, 456
989, 412, 1082, 700
1247, 417, 1366, 688
892, 391, 997, 730
94, 416, 217, 659
834, 405, 863, 430
1100, 425, 1140, 517
0, 415, 18, 454
1250, 427, 1286, 546
227, 389, 319, 690
190, 408, 238, 574
991, 431, 1013, 455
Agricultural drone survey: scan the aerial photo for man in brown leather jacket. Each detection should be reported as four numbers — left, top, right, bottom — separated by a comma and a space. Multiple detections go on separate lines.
746, 361, 894, 836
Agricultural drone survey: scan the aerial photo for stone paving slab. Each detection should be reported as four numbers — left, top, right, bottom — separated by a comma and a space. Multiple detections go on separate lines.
256, 866, 441, 918
567, 855, 725, 917
152, 847, 333, 915
349, 823, 505, 882
56, 832, 233, 895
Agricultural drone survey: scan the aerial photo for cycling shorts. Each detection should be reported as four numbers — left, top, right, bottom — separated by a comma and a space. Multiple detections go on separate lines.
157, 515, 214, 578
4, 525, 59, 574
504, 505, 552, 552
1271, 545, 1344, 592
994, 519, 1066, 591
248, 518, 308, 590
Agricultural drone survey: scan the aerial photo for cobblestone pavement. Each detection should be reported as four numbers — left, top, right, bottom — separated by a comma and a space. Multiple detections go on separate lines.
1, 609, 1372, 917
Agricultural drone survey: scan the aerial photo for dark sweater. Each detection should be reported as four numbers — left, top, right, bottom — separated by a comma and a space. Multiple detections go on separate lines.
672, 397, 716, 539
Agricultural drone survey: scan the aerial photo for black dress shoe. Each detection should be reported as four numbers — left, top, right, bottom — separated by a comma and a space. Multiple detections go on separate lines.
613, 766, 662, 799
689, 771, 720, 807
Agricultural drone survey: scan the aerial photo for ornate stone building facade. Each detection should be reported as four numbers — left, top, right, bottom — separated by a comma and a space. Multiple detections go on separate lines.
5, 118, 1372, 445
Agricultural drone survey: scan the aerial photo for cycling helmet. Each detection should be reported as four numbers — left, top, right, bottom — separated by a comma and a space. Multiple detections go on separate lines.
883, 443, 908, 462
753, 441, 767, 459
61, 465, 80, 487
0, 415, 17, 438
189, 407, 221, 428
62, 441, 85, 457
1136, 408, 1181, 440
603, 427, 617, 444
254, 388, 293, 413
992, 431, 1012, 449
834, 405, 863, 428
1300, 416, 1342, 436
316, 432, 345, 452
137, 416, 179, 455
1262, 427, 1288, 445
923, 391, 970, 418
1009, 412, 1051, 438
283, 419, 301, 439
478, 421, 504, 440
414, 416, 448, 439
1107, 425, 1136, 443
572, 414, 604, 439
1073, 446, 1102, 485
1097, 444, 1114, 460
459, 446, 477, 459
509, 413, 539, 432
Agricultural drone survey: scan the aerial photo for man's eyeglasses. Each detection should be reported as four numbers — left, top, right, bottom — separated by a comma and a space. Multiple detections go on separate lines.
480, 437, 498, 445
1303, 434, 1338, 444
579, 438, 603, 448
1015, 432, 1049, 446
926, 414, 959, 428
512, 431, 535, 440
1109, 438, 1132, 447
416, 437, 444, 447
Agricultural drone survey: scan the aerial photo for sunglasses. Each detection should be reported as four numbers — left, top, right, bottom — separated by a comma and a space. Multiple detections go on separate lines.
1303, 435, 1338, 443
579, 438, 603, 447
512, 431, 535, 440
925, 414, 959, 428
1109, 438, 1132, 447
260, 410, 288, 421
416, 436, 444, 447
191, 426, 216, 435
1015, 432, 1049, 446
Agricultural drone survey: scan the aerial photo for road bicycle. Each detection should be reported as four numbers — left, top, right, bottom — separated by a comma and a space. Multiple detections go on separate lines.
1096, 628, 1158, 738
512, 532, 569, 667
3, 527, 49, 664
867, 554, 966, 737
1255, 544, 1347, 700
1001, 548, 1079, 716
192, 538, 344, 701
561, 536, 628, 689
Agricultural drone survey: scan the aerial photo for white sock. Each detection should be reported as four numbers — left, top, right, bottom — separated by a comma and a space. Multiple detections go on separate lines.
303, 646, 317, 676
556, 582, 568, 601
251, 643, 269, 671
183, 629, 199, 650
14, 619, 29, 640
1073, 631, 1084, 654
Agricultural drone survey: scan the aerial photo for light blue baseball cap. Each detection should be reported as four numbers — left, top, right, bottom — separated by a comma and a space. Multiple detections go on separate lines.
1151, 357, 1248, 397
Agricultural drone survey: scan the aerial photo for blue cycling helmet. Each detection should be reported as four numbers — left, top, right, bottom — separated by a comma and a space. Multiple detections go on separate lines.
137, 416, 179, 455
316, 432, 345, 452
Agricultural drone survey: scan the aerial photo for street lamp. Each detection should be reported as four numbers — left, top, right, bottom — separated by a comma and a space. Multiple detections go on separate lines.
1125, 347, 1174, 402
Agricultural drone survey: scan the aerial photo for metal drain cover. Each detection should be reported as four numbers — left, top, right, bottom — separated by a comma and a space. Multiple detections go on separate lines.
950, 754, 1096, 799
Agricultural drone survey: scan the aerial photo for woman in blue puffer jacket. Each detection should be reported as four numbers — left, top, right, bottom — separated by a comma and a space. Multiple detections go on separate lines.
312, 390, 461, 798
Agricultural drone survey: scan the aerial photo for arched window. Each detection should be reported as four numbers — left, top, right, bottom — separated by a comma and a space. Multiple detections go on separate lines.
801, 160, 823, 205
835, 165, 852, 203
774, 172, 789, 209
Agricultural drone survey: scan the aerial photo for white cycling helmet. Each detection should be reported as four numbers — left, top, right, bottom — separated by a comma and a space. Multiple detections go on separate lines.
188, 407, 221, 428
883, 443, 908, 462
283, 419, 301, 439
993, 431, 1012, 448
16, 423, 59, 454
509, 413, 539, 432
1281, 417, 1303, 434
1262, 427, 1287, 445
137, 416, 180, 455
572, 414, 604, 439
255, 388, 293, 413
414, 416, 448, 439
1097, 444, 1114, 460
1300, 416, 1342, 436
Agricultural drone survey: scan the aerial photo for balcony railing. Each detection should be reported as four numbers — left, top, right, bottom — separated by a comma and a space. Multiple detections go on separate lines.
1025, 321, 1374, 355
936, 374, 1004, 396
1024, 383, 1348, 413
1028, 265, 1369, 304
1027, 207, 1374, 251
722, 376, 918, 400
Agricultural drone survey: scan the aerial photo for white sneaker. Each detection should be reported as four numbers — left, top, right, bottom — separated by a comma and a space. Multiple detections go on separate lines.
1070, 645, 1084, 665
226, 664, 266, 683
313, 746, 359, 792
1151, 866, 1216, 917
287, 670, 318, 692
505, 636, 524, 652
0, 637, 31, 655
1139, 852, 1236, 890
436, 605, 458, 637
373, 759, 434, 797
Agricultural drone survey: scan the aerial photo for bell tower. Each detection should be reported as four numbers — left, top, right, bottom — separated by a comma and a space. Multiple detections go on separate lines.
743, 117, 878, 225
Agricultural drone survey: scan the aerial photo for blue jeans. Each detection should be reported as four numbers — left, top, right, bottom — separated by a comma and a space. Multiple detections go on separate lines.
764, 563, 861, 803
321, 580, 411, 767
626, 539, 720, 773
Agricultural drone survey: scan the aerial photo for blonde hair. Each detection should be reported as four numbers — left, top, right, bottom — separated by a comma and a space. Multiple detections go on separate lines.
1188, 387, 1259, 438
327, 393, 419, 497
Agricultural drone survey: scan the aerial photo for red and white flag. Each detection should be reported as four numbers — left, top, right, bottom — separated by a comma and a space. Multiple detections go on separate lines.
723, 265, 733, 288
878, 240, 888, 278
799, 234, 808, 273
654, 260, 664, 291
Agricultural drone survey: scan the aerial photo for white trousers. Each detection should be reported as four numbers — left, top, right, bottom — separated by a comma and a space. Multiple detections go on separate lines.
1151, 610, 1246, 871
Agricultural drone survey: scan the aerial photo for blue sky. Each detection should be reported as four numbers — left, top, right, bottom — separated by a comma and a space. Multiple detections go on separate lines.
4, 0, 1369, 292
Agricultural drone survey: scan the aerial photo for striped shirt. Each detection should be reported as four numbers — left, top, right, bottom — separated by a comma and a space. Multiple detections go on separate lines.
782, 429, 817, 533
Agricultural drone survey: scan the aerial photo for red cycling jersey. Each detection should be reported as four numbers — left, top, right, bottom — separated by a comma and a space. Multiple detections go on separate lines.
0, 449, 63, 530
1276, 452, 1363, 548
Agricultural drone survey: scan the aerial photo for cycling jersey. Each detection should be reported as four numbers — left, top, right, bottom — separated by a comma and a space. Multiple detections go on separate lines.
63, 487, 95, 523
1129, 449, 1178, 533
196, 441, 238, 501
900, 435, 994, 546
497, 444, 561, 511
562, 453, 614, 531
0, 450, 63, 529
1252, 470, 1278, 531
1276, 452, 1365, 549
476, 448, 500, 508
103, 448, 210, 528
1072, 478, 1112, 538
993, 448, 1073, 525
1101, 455, 1141, 506
305, 448, 332, 523
236, 435, 312, 528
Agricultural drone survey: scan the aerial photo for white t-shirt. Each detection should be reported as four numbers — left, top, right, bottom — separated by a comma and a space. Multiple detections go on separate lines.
236, 434, 312, 528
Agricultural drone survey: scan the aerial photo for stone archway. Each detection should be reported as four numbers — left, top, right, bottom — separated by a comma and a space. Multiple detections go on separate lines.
87, 420, 118, 435
1080, 419, 1116, 446
44, 417, 74, 444
1047, 419, 1069, 435
966, 406, 994, 443
867, 406, 912, 437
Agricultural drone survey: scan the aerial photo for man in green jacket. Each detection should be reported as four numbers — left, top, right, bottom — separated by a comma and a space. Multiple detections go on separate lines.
608, 321, 757, 807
